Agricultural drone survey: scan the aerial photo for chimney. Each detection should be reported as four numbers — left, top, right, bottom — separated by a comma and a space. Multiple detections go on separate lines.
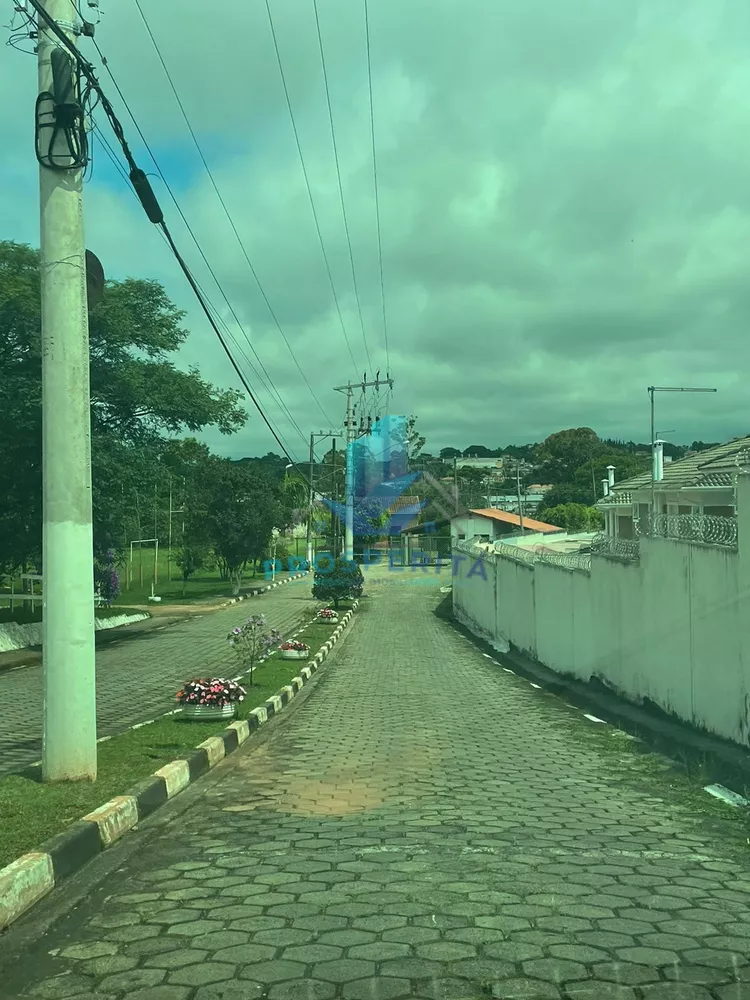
654, 440, 665, 482
606, 465, 615, 489
601, 479, 609, 497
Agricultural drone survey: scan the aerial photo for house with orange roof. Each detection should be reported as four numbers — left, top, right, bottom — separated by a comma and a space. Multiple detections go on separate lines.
451, 507, 563, 544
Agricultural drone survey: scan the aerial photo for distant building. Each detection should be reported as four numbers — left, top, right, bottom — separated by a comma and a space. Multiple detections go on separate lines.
451, 508, 563, 544
487, 493, 548, 514
453, 457, 505, 471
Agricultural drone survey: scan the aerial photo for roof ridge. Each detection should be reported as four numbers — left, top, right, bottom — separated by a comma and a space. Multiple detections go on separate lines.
607, 435, 750, 493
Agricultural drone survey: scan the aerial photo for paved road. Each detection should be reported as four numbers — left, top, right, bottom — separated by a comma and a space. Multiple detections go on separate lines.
0, 578, 311, 777
4, 571, 750, 999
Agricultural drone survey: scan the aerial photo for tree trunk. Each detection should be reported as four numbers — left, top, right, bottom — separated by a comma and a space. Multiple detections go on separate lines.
231, 568, 242, 596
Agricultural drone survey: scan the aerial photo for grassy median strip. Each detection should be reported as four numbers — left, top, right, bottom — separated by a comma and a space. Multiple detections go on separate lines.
0, 610, 351, 870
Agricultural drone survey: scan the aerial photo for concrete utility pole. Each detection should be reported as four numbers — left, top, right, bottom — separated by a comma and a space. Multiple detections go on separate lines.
331, 438, 339, 557
37, 0, 97, 781
515, 463, 525, 535
334, 374, 393, 561
307, 430, 338, 564
306, 433, 315, 567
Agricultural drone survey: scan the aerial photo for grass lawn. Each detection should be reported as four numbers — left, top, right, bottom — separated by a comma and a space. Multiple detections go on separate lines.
116, 572, 234, 607
0, 609, 352, 870
0, 606, 147, 626
0, 544, 313, 614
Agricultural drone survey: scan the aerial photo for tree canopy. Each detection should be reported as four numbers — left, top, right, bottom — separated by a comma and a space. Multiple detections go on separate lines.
205, 461, 285, 594
0, 240, 248, 572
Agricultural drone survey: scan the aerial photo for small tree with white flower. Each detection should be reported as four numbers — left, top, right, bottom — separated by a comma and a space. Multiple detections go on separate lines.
227, 614, 282, 686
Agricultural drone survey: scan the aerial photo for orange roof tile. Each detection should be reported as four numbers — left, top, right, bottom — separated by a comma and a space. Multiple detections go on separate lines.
469, 508, 563, 534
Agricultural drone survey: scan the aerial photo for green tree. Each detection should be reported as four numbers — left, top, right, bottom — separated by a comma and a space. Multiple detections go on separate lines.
501, 443, 536, 462
176, 543, 206, 596
440, 447, 461, 459
279, 470, 308, 525
406, 415, 425, 461
205, 461, 283, 594
537, 503, 603, 532
568, 451, 650, 504
534, 482, 587, 508
311, 555, 364, 609
462, 444, 494, 457
534, 428, 603, 485
0, 240, 247, 573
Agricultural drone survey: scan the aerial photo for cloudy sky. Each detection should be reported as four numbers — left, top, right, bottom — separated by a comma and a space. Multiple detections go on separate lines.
4, 0, 750, 461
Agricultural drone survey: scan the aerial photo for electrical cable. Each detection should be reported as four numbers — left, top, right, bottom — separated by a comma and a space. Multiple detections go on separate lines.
91, 124, 303, 462
163, 219, 307, 474
34, 39, 94, 172
311, 0, 372, 376
25, 0, 313, 481
263, 0, 362, 377
364, 0, 390, 376
65, 0, 328, 435
85, 32, 331, 437
128, 0, 335, 432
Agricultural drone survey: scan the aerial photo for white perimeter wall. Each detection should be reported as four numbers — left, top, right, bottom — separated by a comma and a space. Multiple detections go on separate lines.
453, 475, 750, 746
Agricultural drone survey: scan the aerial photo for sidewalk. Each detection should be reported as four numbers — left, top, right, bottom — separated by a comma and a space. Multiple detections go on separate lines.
3, 571, 750, 998
0, 575, 310, 778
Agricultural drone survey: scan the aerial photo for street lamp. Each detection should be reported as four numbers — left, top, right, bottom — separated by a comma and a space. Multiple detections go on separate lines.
647, 386, 717, 525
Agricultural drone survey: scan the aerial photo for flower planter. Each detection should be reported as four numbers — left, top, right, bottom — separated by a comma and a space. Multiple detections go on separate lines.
318, 613, 339, 623
280, 648, 310, 661
182, 702, 236, 721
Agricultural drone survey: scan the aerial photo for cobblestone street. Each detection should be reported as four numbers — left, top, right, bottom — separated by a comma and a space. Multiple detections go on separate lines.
0, 578, 311, 777
3, 571, 750, 999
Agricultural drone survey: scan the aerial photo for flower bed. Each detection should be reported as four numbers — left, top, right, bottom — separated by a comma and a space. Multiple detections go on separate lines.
279, 639, 310, 661
177, 677, 247, 720
317, 608, 339, 622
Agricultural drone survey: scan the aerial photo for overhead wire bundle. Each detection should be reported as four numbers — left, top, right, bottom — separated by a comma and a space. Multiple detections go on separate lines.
20, 0, 396, 479
25, 0, 317, 476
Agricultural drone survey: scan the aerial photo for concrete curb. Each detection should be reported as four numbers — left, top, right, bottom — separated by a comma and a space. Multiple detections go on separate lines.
219, 570, 310, 607
0, 599, 358, 932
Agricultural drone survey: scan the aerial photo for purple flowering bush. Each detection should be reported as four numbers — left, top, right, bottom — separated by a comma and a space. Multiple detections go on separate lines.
95, 549, 120, 604
227, 614, 282, 686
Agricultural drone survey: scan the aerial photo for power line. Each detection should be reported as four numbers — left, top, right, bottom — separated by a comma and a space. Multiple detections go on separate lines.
87, 28, 334, 434
93, 125, 307, 456
263, 0, 362, 377
364, 0, 390, 375
25, 0, 313, 481
159, 221, 307, 471
92, 123, 303, 461
128, 0, 334, 432
92, 124, 304, 461
71, 6, 330, 433
312, 0, 371, 376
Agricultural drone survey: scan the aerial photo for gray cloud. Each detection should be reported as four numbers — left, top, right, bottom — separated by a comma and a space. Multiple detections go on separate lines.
3, 0, 750, 459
